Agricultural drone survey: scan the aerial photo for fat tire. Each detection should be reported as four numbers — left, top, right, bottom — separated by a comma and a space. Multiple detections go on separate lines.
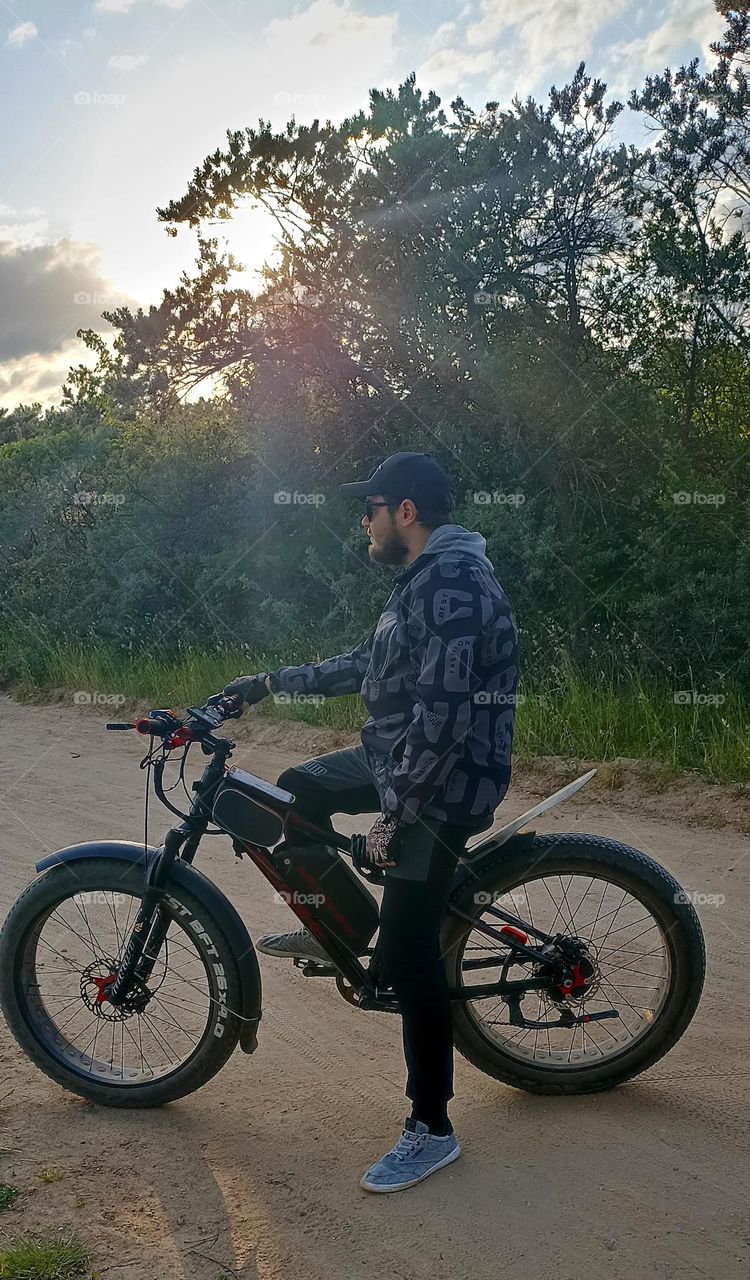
442, 833, 706, 1095
0, 858, 243, 1107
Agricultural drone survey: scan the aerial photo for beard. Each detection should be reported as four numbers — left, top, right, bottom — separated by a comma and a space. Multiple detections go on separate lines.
368, 523, 409, 566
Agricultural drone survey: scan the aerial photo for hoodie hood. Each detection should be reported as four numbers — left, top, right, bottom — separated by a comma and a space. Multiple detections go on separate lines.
421, 523, 495, 571
392, 523, 495, 587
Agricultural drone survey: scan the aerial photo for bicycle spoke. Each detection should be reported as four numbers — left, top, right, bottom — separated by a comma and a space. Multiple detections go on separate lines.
460, 870, 672, 1069
22, 890, 216, 1086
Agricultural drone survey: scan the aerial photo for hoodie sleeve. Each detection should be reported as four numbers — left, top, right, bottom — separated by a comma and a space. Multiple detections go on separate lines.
381, 568, 484, 824
269, 631, 374, 699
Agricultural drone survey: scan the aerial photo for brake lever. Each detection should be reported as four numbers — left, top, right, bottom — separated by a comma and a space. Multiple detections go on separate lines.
185, 705, 225, 730
204, 694, 244, 720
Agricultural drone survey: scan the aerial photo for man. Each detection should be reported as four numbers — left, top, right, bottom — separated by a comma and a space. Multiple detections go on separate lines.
225, 451, 518, 1192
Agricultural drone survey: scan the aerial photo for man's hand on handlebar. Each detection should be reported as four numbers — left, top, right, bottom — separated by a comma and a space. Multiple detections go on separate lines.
222, 674, 272, 706
106, 693, 248, 743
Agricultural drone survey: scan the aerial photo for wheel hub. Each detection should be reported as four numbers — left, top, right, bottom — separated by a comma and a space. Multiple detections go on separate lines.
80, 960, 151, 1020
544, 938, 601, 1009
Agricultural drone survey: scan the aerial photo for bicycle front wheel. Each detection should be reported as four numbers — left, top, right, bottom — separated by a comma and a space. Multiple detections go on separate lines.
0, 857, 243, 1106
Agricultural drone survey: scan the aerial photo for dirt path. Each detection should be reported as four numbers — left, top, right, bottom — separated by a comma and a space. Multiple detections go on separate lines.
0, 695, 747, 1280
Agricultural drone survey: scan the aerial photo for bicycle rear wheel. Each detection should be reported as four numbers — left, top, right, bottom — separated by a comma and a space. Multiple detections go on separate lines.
443, 834, 705, 1094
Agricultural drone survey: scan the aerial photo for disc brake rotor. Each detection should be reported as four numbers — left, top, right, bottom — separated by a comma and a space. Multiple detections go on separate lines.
80, 959, 152, 1021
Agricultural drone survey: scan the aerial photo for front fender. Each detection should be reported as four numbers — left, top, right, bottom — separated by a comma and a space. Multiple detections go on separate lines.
36, 840, 262, 1053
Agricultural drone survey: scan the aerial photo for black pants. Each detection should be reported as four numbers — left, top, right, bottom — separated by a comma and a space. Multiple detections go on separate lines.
276, 746, 469, 1128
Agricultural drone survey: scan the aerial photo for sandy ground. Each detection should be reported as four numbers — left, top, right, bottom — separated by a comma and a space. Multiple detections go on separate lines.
0, 694, 748, 1280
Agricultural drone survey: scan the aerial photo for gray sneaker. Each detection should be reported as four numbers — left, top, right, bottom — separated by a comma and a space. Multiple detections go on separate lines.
360, 1118, 461, 1193
255, 927, 332, 963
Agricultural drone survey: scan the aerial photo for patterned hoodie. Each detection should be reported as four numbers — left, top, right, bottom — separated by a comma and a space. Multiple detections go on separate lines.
270, 524, 519, 833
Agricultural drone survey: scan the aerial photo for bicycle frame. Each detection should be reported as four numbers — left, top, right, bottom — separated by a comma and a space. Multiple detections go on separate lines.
240, 816, 558, 1010
105, 724, 565, 1017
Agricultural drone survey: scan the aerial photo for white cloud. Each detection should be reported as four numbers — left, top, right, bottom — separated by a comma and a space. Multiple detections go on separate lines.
0, 204, 49, 250
421, 0, 726, 107
95, 0, 137, 12
95, 0, 190, 10
418, 17, 499, 92
264, 0, 398, 100
419, 47, 495, 91
7, 21, 38, 48
605, 0, 724, 97
0, 345, 84, 410
467, 0, 539, 48
430, 0, 630, 102
108, 53, 148, 71
513, 0, 629, 97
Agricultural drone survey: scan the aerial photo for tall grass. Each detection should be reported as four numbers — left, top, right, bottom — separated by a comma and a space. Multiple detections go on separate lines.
1, 631, 747, 784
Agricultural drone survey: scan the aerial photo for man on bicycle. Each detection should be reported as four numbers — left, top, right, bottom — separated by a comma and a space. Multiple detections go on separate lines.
225, 451, 518, 1192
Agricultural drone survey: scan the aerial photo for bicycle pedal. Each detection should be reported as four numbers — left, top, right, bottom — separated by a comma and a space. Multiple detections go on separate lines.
293, 957, 338, 977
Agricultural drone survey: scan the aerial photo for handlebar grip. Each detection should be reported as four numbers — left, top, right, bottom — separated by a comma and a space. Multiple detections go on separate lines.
106, 722, 136, 730
135, 717, 164, 735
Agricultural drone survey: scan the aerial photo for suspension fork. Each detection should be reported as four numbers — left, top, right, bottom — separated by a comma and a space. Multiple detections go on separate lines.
107, 826, 190, 1004
109, 744, 231, 1003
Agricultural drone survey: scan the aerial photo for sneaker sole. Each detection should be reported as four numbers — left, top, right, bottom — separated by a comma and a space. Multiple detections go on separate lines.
255, 941, 330, 961
255, 941, 368, 963
360, 1143, 461, 1193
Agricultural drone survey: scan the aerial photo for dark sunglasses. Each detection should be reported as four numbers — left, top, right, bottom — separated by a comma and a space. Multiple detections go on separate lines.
363, 500, 391, 521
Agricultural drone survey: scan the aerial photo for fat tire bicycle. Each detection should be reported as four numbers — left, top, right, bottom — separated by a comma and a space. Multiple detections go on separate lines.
0, 694, 706, 1105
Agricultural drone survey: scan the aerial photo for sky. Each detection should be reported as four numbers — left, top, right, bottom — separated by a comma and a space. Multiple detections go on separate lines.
0, 0, 727, 411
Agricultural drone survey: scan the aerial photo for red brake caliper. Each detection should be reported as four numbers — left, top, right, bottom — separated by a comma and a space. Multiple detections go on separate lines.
92, 973, 116, 1005
557, 960, 587, 999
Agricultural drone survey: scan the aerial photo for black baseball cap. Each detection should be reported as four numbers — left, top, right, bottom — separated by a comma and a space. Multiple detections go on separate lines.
339, 452, 455, 510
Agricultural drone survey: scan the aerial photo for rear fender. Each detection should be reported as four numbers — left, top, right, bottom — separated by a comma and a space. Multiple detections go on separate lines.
36, 840, 262, 1053
451, 829, 539, 895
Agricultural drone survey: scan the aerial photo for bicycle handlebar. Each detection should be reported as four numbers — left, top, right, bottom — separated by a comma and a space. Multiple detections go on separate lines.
105, 692, 244, 743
